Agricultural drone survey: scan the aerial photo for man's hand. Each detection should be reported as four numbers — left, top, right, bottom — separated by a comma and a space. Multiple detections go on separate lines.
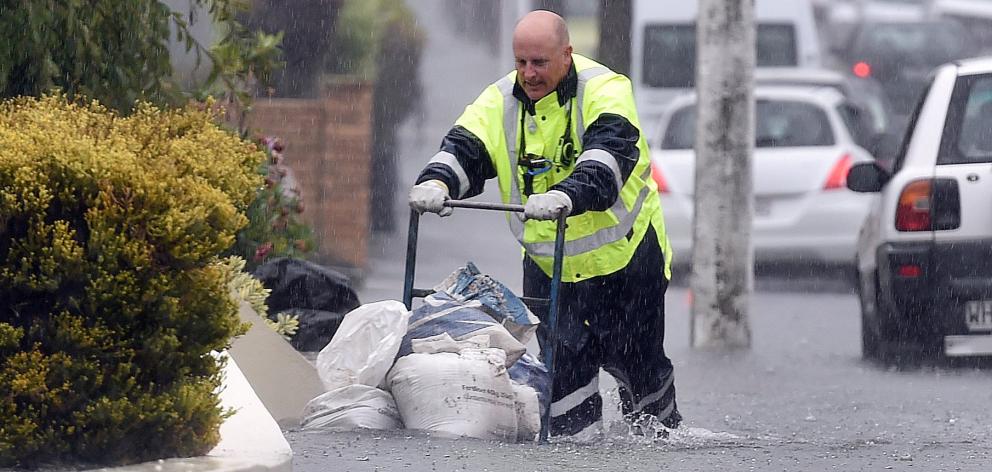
408, 180, 453, 216
524, 190, 572, 221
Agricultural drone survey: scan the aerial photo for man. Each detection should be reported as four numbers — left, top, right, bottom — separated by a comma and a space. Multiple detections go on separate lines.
408, 10, 681, 438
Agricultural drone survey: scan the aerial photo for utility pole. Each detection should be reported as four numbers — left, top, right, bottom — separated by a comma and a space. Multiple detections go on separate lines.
597, 0, 632, 75
690, 0, 754, 349
534, 0, 564, 15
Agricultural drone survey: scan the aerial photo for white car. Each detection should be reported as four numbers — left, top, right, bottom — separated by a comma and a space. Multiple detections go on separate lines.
847, 56, 992, 361
650, 85, 875, 268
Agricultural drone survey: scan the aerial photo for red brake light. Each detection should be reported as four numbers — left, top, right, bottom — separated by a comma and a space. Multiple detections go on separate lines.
651, 164, 669, 193
896, 180, 932, 231
823, 154, 853, 190
853, 61, 871, 78
896, 264, 923, 278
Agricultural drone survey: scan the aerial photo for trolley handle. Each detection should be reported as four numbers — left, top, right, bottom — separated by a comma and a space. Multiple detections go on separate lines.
442, 200, 524, 212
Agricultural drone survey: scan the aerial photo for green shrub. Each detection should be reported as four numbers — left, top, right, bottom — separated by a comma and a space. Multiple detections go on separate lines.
0, 94, 263, 468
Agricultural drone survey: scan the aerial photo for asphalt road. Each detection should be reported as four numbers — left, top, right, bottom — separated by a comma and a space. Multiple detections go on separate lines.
290, 274, 992, 471
287, 3, 992, 470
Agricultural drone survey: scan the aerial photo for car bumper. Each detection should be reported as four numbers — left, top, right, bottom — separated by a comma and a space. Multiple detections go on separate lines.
944, 335, 992, 357
661, 191, 867, 265
878, 239, 992, 355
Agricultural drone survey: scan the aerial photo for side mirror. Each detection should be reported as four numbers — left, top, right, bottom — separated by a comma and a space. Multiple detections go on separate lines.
846, 161, 888, 193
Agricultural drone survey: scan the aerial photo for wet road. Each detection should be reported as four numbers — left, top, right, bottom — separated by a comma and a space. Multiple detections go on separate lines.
286, 2, 992, 470
290, 277, 992, 471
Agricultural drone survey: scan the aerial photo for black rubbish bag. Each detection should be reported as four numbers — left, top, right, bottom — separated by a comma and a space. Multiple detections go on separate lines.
252, 257, 361, 351
253, 257, 361, 314
279, 308, 348, 352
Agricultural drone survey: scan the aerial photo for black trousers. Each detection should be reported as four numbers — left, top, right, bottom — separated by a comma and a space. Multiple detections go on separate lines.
523, 225, 681, 436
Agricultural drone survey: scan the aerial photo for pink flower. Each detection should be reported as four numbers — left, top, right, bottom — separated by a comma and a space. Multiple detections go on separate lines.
253, 242, 274, 262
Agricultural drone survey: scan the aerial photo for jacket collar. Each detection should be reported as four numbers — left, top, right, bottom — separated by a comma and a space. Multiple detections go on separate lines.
513, 59, 577, 115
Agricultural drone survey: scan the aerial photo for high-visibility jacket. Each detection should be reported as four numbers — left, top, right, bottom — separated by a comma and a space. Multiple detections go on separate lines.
417, 54, 672, 282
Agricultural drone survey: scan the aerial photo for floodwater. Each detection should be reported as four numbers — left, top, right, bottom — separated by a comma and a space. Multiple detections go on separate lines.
288, 2, 992, 470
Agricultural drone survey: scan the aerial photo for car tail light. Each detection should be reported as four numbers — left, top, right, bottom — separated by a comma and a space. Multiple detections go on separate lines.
896, 180, 932, 231
853, 61, 871, 78
651, 164, 669, 194
895, 178, 961, 232
823, 154, 853, 190
896, 264, 923, 278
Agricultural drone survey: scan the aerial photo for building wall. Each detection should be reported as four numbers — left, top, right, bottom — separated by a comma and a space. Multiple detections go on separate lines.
247, 81, 373, 270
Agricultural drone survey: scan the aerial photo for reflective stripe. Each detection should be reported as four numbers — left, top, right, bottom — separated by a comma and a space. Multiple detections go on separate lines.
523, 166, 652, 258
575, 66, 609, 139
497, 77, 528, 234
428, 151, 471, 198
654, 401, 676, 424
634, 374, 674, 412
550, 377, 600, 417
576, 148, 623, 194
568, 420, 604, 440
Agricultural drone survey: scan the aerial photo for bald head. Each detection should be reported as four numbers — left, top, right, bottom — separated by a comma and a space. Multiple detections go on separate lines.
512, 10, 573, 101
514, 10, 570, 49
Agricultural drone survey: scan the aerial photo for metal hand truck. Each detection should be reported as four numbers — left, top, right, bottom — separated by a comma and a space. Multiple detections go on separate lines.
401, 199, 566, 444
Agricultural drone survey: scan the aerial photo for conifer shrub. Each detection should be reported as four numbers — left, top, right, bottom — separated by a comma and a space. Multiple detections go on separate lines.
0, 95, 264, 468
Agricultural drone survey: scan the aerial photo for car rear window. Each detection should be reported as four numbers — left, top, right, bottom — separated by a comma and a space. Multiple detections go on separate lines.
642, 23, 798, 88
661, 100, 835, 149
939, 75, 992, 165
852, 21, 967, 67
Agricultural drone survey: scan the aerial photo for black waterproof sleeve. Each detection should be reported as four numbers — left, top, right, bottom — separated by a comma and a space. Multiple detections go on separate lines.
415, 125, 497, 199
551, 113, 640, 214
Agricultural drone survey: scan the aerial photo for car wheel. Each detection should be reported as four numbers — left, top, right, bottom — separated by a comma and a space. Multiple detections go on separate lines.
861, 309, 880, 359
857, 269, 880, 360
859, 271, 919, 366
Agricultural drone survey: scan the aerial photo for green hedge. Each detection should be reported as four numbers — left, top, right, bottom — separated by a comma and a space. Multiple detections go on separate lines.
0, 95, 263, 468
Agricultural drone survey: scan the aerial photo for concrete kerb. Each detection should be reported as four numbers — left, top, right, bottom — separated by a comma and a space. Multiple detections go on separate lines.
86, 303, 327, 472
228, 302, 326, 429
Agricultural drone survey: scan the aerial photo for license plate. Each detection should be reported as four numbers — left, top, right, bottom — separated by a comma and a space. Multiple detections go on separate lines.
965, 300, 992, 331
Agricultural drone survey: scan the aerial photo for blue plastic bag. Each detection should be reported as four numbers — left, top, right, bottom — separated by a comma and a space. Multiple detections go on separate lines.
433, 262, 541, 344
396, 292, 526, 364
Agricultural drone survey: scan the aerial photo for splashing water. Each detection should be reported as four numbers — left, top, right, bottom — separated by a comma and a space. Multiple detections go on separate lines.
546, 386, 742, 448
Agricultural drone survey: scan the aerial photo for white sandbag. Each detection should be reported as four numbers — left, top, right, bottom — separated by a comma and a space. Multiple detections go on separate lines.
300, 384, 402, 431
397, 293, 526, 366
387, 348, 517, 441
512, 382, 541, 443
410, 332, 490, 354
316, 300, 409, 391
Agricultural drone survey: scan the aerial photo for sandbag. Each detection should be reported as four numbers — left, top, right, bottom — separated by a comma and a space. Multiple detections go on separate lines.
410, 332, 491, 354
300, 384, 402, 431
397, 292, 526, 366
434, 262, 540, 345
512, 382, 541, 443
387, 349, 518, 442
315, 300, 409, 391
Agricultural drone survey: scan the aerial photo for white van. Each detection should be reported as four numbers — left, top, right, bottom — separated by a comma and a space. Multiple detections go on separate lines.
630, 0, 823, 130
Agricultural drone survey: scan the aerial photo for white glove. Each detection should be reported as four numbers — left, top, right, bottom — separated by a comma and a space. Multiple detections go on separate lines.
524, 190, 572, 221
408, 180, 452, 216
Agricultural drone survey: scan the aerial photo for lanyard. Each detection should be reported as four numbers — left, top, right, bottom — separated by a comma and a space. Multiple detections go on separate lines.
518, 100, 575, 196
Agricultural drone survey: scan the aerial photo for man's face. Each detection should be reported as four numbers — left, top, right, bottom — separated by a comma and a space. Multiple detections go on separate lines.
514, 38, 572, 101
